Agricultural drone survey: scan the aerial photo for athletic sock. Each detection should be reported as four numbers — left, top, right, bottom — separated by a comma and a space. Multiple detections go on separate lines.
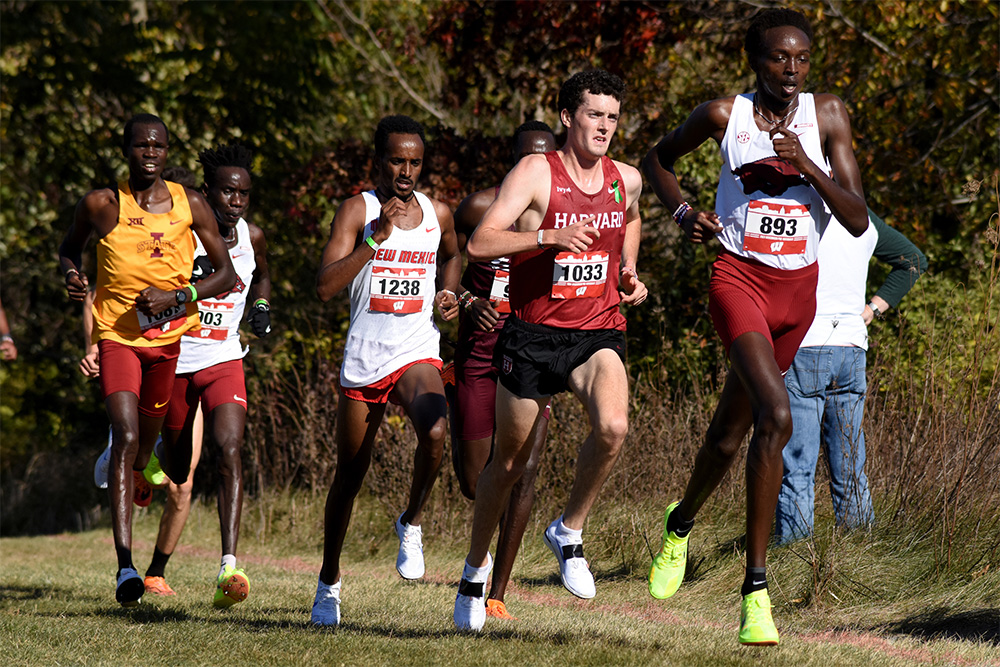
153, 436, 165, 460
219, 554, 237, 579
741, 566, 767, 596
667, 503, 695, 538
145, 547, 172, 578
554, 515, 583, 542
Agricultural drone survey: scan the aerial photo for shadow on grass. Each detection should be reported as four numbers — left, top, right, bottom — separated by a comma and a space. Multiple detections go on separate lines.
884, 607, 1000, 645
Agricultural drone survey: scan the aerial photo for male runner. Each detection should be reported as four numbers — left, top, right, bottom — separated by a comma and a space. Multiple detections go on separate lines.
453, 70, 647, 632
450, 120, 557, 620
148, 143, 271, 607
643, 8, 868, 645
775, 209, 926, 543
312, 115, 461, 626
59, 113, 236, 607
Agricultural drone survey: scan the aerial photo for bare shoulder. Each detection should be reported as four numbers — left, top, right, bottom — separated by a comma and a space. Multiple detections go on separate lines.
611, 160, 643, 197
333, 192, 369, 226
455, 188, 496, 232
813, 92, 853, 138
701, 95, 736, 129
427, 195, 454, 222
247, 221, 267, 246
80, 187, 118, 215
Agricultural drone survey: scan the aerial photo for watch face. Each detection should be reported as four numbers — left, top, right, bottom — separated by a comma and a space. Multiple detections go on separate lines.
176, 289, 187, 304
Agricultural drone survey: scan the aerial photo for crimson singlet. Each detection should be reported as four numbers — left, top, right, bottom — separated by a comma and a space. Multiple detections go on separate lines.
509, 152, 627, 331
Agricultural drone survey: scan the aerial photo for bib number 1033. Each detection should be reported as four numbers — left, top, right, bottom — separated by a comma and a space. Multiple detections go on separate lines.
551, 251, 609, 299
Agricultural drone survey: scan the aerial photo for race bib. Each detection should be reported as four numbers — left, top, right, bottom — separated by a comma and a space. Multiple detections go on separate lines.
551, 251, 609, 299
743, 200, 811, 255
489, 270, 511, 313
370, 265, 427, 313
137, 304, 188, 339
184, 300, 235, 341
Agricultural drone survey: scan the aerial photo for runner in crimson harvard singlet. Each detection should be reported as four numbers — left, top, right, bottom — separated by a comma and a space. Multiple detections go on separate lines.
642, 8, 868, 645
311, 115, 461, 628
59, 113, 236, 608
450, 121, 557, 621
453, 70, 647, 632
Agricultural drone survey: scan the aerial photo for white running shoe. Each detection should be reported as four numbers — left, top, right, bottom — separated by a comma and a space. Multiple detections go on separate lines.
394, 514, 425, 580
543, 518, 596, 599
115, 567, 143, 607
94, 430, 112, 489
311, 578, 341, 626
453, 553, 492, 632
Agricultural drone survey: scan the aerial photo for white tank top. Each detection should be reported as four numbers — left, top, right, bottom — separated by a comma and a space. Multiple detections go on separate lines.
716, 93, 829, 270
177, 218, 255, 374
340, 191, 442, 388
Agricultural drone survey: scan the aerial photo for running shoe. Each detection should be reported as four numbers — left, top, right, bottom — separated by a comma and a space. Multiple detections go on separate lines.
440, 361, 456, 390
394, 514, 425, 580
739, 589, 779, 645
311, 578, 341, 626
648, 501, 688, 599
143, 438, 167, 486
453, 554, 492, 632
94, 435, 112, 489
115, 567, 144, 608
485, 598, 517, 620
212, 565, 250, 608
144, 576, 176, 596
542, 518, 596, 599
132, 470, 152, 507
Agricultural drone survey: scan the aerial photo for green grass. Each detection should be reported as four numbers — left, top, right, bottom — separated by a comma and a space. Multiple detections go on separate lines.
1, 490, 997, 667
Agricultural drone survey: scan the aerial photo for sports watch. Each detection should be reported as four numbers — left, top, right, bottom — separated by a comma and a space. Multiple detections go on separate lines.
175, 288, 189, 305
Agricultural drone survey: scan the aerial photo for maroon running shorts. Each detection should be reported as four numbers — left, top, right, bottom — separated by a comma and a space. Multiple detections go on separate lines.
708, 250, 818, 373
164, 358, 247, 431
97, 339, 180, 418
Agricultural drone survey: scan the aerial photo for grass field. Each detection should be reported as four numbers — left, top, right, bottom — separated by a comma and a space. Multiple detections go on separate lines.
2, 490, 997, 667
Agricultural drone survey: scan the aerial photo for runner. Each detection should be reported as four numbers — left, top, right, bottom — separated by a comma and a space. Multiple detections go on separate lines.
58, 113, 236, 607
311, 115, 461, 626
450, 121, 557, 620
642, 8, 868, 645
149, 143, 271, 607
775, 208, 926, 543
453, 69, 647, 632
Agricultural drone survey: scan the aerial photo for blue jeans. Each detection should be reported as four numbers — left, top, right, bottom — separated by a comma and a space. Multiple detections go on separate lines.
775, 345, 874, 544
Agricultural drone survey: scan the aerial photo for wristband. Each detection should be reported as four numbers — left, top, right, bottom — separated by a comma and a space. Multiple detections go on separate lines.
459, 290, 477, 310
254, 298, 270, 309
672, 202, 692, 226
64, 268, 80, 281
186, 284, 198, 302
537, 229, 545, 249
365, 236, 380, 252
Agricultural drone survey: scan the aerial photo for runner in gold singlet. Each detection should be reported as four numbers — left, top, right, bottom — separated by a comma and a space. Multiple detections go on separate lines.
58, 113, 236, 607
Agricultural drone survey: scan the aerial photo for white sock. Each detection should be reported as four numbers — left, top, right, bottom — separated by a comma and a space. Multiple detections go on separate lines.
462, 553, 493, 583
555, 516, 582, 541
219, 554, 237, 578
317, 577, 341, 597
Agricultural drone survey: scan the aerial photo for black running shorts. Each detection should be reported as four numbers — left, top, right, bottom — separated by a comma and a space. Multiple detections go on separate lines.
494, 316, 626, 399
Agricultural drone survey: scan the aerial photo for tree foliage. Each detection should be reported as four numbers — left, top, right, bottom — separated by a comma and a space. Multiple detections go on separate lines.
1, 0, 997, 530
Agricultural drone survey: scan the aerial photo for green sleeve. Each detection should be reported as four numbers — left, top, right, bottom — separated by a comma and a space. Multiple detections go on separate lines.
869, 209, 928, 308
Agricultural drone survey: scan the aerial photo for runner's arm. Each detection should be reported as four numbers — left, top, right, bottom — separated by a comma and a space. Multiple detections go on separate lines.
246, 223, 273, 337
434, 201, 461, 321
316, 196, 374, 302
59, 190, 115, 301
643, 99, 730, 243
810, 93, 868, 236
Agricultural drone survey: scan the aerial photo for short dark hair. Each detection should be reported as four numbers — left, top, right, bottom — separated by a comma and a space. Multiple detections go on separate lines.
513, 120, 554, 143
122, 113, 169, 150
198, 143, 253, 188
557, 70, 626, 116
162, 166, 198, 189
744, 8, 814, 58
374, 115, 425, 158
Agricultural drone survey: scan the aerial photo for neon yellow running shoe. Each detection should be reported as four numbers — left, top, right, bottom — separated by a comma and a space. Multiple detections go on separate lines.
213, 565, 250, 608
739, 589, 779, 645
143, 443, 167, 487
648, 501, 688, 599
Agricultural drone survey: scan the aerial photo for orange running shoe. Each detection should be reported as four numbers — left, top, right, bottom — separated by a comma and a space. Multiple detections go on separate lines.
440, 362, 456, 389
144, 576, 176, 596
485, 598, 517, 620
133, 470, 152, 507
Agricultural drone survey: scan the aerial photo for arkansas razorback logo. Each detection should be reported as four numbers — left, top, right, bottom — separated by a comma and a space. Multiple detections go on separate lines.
733, 157, 809, 197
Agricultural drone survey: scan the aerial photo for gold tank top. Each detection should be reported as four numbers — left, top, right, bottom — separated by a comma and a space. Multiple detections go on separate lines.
92, 180, 199, 346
